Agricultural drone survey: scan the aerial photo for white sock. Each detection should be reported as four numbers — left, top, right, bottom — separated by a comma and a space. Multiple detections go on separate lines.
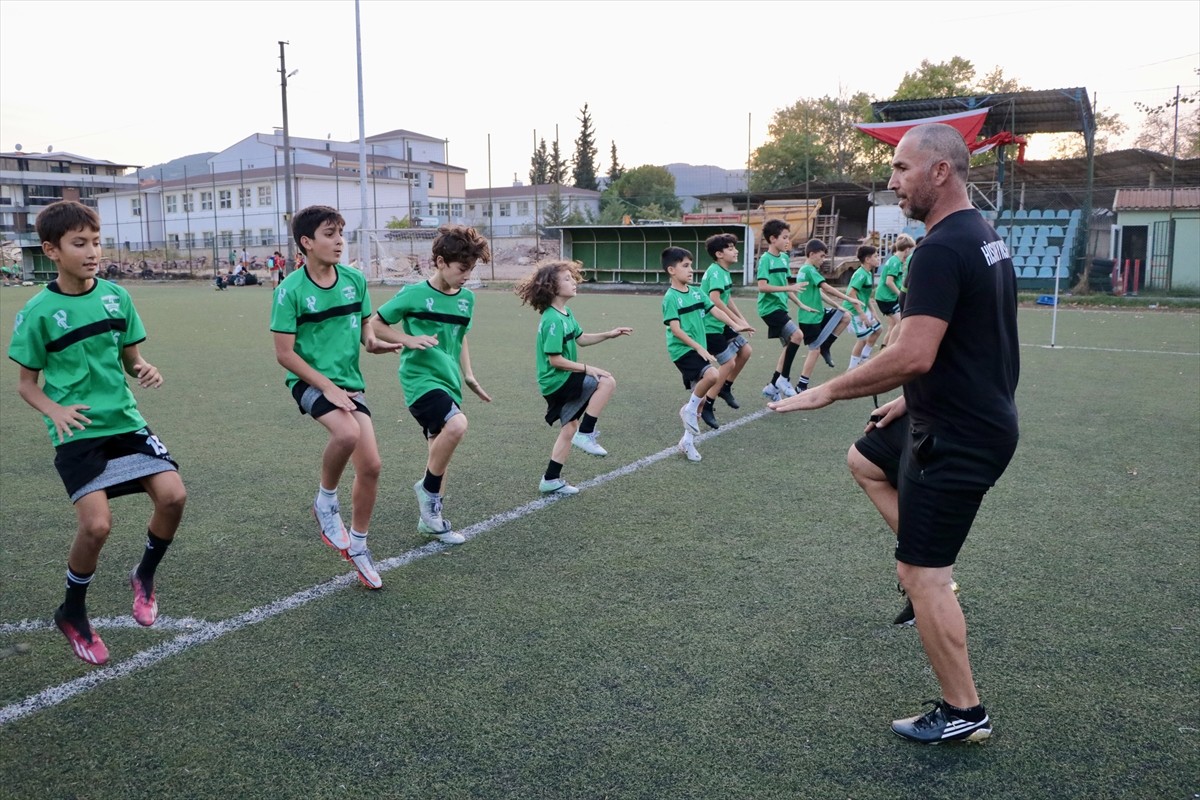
316, 485, 337, 508
686, 393, 702, 414
848, 355, 862, 369
349, 529, 367, 554
862, 345, 873, 358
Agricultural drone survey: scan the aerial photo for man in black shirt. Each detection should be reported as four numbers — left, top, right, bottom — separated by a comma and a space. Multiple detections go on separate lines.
769, 123, 1019, 744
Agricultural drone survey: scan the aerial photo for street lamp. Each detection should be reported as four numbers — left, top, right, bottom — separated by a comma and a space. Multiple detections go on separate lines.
279, 41, 298, 271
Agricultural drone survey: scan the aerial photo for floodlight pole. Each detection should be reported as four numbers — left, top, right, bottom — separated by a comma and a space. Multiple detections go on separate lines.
279, 41, 296, 272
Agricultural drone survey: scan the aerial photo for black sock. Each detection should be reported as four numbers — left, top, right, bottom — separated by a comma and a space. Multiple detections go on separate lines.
63, 567, 94, 618
781, 342, 800, 377
722, 380, 733, 392
797, 375, 810, 388
544, 460, 564, 481
824, 334, 838, 350
946, 702, 987, 722
704, 398, 715, 410
771, 371, 781, 384
578, 414, 598, 435
423, 470, 443, 495
136, 531, 172, 587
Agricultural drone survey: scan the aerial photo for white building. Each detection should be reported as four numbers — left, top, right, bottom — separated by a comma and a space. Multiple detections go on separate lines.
97, 128, 466, 265
463, 183, 601, 236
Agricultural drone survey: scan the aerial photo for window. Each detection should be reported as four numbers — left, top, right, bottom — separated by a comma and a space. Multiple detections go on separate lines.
218, 190, 231, 209
482, 206, 492, 217
166, 195, 177, 214
168, 234, 180, 248
436, 202, 448, 216
517, 201, 529, 215
451, 203, 463, 216
240, 229, 252, 245
467, 204, 476, 212
105, 167, 119, 176
105, 238, 115, 249
184, 232, 196, 249
259, 228, 274, 246
258, 186, 272, 206
201, 191, 213, 211
499, 203, 511, 218
82, 165, 96, 175
131, 198, 141, 217
220, 231, 233, 248
238, 188, 251, 208
202, 231, 214, 248
182, 193, 194, 213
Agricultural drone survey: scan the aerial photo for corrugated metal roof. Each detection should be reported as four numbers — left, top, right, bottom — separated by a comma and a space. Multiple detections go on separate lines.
870, 88, 1095, 136
1113, 187, 1200, 210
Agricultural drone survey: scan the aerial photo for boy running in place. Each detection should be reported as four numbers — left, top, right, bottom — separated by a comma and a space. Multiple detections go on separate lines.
371, 225, 492, 544
699, 233, 755, 428
9, 200, 187, 664
845, 244, 884, 370
792, 238, 865, 391
515, 260, 633, 494
874, 234, 913, 349
755, 219, 816, 401
271, 205, 401, 589
661, 246, 754, 462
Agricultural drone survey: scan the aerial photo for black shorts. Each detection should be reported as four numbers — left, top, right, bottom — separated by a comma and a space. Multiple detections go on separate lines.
761, 309, 796, 341
543, 371, 599, 426
672, 351, 715, 389
408, 389, 462, 439
797, 308, 844, 348
54, 428, 179, 502
855, 422, 1016, 568
876, 298, 901, 316
291, 380, 370, 419
705, 329, 748, 365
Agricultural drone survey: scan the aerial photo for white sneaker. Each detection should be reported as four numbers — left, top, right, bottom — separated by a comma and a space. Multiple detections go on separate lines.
678, 435, 702, 462
679, 403, 700, 435
419, 521, 466, 545
347, 546, 382, 589
312, 499, 351, 551
539, 477, 580, 495
413, 480, 453, 535
571, 431, 608, 456
761, 383, 781, 402
774, 376, 797, 398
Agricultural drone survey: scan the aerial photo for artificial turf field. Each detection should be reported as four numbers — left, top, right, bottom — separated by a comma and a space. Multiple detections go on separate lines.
0, 282, 1196, 799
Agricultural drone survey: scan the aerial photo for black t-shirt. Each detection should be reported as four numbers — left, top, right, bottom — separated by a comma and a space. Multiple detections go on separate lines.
902, 209, 1020, 445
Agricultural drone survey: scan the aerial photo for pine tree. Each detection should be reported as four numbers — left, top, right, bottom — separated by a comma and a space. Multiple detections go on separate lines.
607, 140, 624, 185
543, 185, 568, 226
548, 138, 568, 186
572, 103, 599, 190
529, 138, 549, 185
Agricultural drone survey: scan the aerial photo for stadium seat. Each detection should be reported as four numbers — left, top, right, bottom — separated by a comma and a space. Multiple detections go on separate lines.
1037, 267, 1053, 278
1056, 265, 1070, 279
1013, 256, 1026, 268
1014, 209, 1029, 220
1017, 246, 1032, 257
1042, 255, 1058, 268
1032, 245, 1047, 257
1035, 236, 1049, 248
1022, 266, 1039, 278
1047, 245, 1061, 257
1070, 209, 1081, 220
1056, 209, 1070, 220
1014, 265, 1022, 278
998, 209, 1013, 221
1028, 209, 1043, 220
1048, 226, 1064, 238
997, 225, 1009, 237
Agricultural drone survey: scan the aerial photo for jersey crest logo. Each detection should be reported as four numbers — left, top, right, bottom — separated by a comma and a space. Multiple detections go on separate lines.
342, 286, 357, 301
12, 312, 23, 333
305, 296, 318, 312
425, 297, 435, 312
275, 286, 287, 305
457, 298, 469, 315
101, 294, 121, 315
52, 310, 69, 330
548, 322, 556, 336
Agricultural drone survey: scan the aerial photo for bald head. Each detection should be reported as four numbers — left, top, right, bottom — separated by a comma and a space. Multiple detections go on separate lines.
902, 123, 970, 183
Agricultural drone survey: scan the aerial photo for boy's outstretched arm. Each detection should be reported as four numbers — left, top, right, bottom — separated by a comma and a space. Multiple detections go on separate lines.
577, 326, 633, 347
360, 313, 403, 354
120, 343, 163, 388
17, 366, 91, 440
368, 314, 438, 350
459, 336, 491, 403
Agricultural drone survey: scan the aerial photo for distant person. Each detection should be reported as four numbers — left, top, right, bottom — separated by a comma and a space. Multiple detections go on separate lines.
273, 250, 286, 285
515, 260, 632, 494
271, 205, 401, 589
875, 234, 914, 349
754, 219, 816, 401
370, 225, 493, 544
699, 233, 755, 427
770, 123, 1020, 744
8, 200, 187, 665
790, 238, 864, 391
228, 247, 238, 271
660, 246, 753, 462
845, 244, 884, 369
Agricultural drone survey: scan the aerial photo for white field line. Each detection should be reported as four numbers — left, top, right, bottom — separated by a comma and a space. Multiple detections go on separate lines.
0, 408, 771, 727
0, 616, 212, 635
1020, 342, 1200, 357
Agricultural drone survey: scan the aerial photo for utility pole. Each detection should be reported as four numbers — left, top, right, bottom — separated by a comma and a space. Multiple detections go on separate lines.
279, 41, 296, 271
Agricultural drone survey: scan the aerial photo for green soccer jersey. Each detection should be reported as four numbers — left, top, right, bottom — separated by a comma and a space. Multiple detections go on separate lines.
377, 280, 475, 405
876, 255, 903, 302
755, 251, 791, 317
661, 285, 711, 362
8, 278, 148, 446
535, 305, 581, 396
794, 262, 826, 324
700, 263, 734, 335
843, 266, 874, 313
269, 265, 371, 391
900, 252, 912, 292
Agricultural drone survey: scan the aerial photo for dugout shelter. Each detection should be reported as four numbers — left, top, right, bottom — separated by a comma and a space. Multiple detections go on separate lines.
559, 223, 754, 286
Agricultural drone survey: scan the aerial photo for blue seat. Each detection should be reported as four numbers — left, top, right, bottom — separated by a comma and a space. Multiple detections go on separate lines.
999, 209, 1014, 221
996, 225, 1009, 237
1037, 267, 1053, 278
1070, 209, 1081, 220
1047, 245, 1061, 257
1016, 246, 1031, 257
1028, 209, 1043, 220
1048, 226, 1064, 238
1022, 266, 1039, 278
1014, 209, 1029, 220
1014, 265, 1022, 278
1055, 209, 1070, 220
1035, 236, 1049, 248
1013, 255, 1026, 268
1056, 265, 1070, 279
1043, 255, 1059, 268
1032, 245, 1047, 257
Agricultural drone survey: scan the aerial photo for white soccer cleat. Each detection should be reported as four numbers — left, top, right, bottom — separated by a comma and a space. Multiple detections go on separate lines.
679, 403, 700, 435
347, 546, 383, 589
312, 500, 351, 551
539, 477, 581, 495
761, 383, 781, 402
774, 376, 797, 398
571, 431, 608, 457
678, 435, 702, 462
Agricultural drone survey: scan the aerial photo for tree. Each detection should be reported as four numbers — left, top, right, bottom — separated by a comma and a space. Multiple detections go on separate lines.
572, 103, 599, 190
598, 164, 682, 223
891, 57, 977, 100
1133, 78, 1200, 159
1050, 106, 1127, 158
977, 65, 1028, 94
548, 138, 569, 186
543, 185, 568, 227
529, 138, 549, 185
607, 140, 624, 185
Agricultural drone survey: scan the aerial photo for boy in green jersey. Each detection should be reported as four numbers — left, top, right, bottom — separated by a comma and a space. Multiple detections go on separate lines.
875, 234, 913, 348
661, 247, 754, 462
271, 205, 401, 589
791, 239, 866, 392
515, 260, 633, 494
698, 233, 755, 429
371, 225, 492, 543
9, 201, 187, 665
845, 244, 884, 370
754, 219, 816, 402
